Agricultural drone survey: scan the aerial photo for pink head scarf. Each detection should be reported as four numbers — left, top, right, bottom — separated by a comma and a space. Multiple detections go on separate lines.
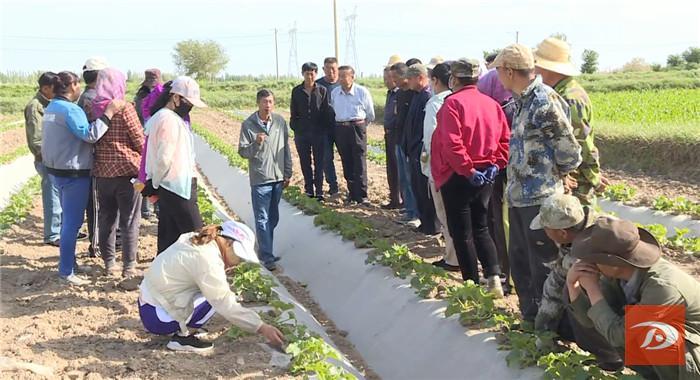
92, 67, 126, 119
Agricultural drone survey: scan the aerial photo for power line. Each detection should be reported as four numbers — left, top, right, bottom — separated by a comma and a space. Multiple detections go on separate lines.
288, 22, 299, 77
344, 6, 359, 71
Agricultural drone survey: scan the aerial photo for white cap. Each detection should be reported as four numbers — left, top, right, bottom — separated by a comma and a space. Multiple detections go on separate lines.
171, 76, 207, 108
83, 57, 109, 72
220, 220, 258, 264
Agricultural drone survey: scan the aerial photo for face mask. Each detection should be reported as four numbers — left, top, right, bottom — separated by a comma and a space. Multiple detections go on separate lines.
174, 97, 193, 118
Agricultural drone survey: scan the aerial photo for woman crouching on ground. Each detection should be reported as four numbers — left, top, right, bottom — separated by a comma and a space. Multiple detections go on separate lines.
138, 220, 285, 352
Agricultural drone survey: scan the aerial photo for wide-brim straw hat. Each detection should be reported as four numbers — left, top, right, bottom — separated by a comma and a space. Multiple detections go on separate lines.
534, 37, 580, 76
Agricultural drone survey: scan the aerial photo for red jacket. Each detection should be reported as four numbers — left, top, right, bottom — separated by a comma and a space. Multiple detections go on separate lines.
431, 85, 510, 190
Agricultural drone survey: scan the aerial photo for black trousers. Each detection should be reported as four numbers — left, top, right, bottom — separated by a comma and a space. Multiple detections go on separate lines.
96, 176, 142, 268
410, 154, 438, 234
157, 178, 203, 254
508, 205, 559, 321
294, 133, 325, 197
86, 177, 99, 255
334, 123, 368, 201
384, 128, 401, 205
487, 170, 509, 286
440, 174, 501, 282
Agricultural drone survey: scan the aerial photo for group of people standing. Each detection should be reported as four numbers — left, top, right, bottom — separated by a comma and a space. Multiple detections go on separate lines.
24, 58, 209, 285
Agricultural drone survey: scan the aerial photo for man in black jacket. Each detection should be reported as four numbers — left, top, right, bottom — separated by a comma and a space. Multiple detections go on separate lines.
290, 62, 331, 200
405, 64, 438, 235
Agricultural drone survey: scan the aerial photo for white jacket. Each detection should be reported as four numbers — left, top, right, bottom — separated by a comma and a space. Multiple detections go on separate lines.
139, 232, 263, 334
144, 108, 195, 200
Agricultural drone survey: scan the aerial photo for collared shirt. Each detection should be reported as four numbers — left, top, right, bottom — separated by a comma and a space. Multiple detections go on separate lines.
553, 77, 601, 205
421, 89, 451, 178
330, 83, 375, 123
289, 82, 331, 136
506, 75, 582, 207
383, 87, 399, 130
256, 112, 272, 133
93, 103, 144, 178
239, 112, 293, 186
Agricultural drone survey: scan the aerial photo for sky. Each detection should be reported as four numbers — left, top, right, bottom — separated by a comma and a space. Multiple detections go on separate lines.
1, 0, 699, 78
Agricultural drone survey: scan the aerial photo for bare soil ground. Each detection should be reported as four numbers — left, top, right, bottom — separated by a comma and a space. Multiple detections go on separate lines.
0, 195, 372, 379
0, 128, 27, 156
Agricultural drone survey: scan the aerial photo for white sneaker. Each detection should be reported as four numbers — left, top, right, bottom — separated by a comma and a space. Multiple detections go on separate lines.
486, 275, 504, 299
60, 274, 90, 286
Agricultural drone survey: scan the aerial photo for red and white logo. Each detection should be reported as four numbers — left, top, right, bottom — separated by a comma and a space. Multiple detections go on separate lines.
625, 305, 686, 366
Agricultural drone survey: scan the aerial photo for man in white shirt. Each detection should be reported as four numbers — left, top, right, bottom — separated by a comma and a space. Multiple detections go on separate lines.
330, 65, 375, 205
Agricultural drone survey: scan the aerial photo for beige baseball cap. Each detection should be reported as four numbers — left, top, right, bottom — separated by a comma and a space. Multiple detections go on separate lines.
426, 56, 445, 70
83, 57, 109, 72
530, 193, 585, 230
171, 76, 207, 108
220, 220, 258, 264
489, 44, 535, 70
451, 58, 481, 79
385, 54, 403, 68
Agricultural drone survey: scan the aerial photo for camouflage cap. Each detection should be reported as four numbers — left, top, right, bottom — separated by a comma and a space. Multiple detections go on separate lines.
530, 193, 585, 230
490, 44, 534, 70
406, 63, 428, 77
451, 58, 481, 78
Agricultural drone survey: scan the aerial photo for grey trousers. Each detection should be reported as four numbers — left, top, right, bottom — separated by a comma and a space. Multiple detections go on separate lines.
508, 205, 559, 321
96, 177, 142, 269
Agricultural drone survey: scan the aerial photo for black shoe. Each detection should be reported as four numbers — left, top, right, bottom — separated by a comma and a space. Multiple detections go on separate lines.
381, 202, 400, 210
76, 232, 88, 241
360, 198, 371, 206
264, 261, 277, 271
166, 333, 213, 353
305, 193, 315, 198
316, 195, 325, 202
328, 187, 339, 196
272, 256, 282, 262
46, 240, 60, 247
597, 360, 624, 372
432, 259, 460, 272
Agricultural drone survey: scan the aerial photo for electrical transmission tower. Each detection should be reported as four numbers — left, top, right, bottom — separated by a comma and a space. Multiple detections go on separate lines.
344, 7, 359, 72
287, 22, 299, 77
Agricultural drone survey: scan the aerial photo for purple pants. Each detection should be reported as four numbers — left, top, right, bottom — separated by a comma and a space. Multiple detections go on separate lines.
138, 295, 214, 335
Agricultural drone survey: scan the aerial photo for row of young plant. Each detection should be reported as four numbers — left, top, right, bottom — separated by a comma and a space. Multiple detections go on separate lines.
227, 262, 355, 379
195, 125, 641, 379
636, 223, 700, 257
0, 176, 40, 234
605, 182, 700, 218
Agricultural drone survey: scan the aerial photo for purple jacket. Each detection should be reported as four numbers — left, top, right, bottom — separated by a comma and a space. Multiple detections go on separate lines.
477, 69, 512, 105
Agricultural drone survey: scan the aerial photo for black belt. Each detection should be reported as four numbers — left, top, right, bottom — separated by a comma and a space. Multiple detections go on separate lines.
336, 119, 365, 127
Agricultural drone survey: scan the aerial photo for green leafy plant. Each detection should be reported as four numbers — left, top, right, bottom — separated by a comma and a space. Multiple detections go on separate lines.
444, 281, 509, 327
498, 329, 556, 369
603, 183, 637, 202
0, 176, 41, 234
636, 223, 668, 246
652, 195, 700, 217
667, 228, 700, 255
192, 123, 249, 170
286, 337, 354, 380
410, 262, 448, 298
197, 186, 222, 225
231, 262, 277, 303
365, 244, 420, 279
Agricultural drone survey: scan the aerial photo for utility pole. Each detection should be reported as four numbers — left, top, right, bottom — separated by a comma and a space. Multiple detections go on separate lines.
333, 0, 340, 60
516, 31, 519, 43
274, 28, 279, 79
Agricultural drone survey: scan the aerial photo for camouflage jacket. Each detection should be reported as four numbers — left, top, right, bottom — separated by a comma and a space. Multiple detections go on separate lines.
553, 77, 601, 206
506, 76, 582, 207
535, 207, 599, 331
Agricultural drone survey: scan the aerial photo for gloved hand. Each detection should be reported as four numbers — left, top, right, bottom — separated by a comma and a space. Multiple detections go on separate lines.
469, 171, 487, 187
484, 165, 499, 183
